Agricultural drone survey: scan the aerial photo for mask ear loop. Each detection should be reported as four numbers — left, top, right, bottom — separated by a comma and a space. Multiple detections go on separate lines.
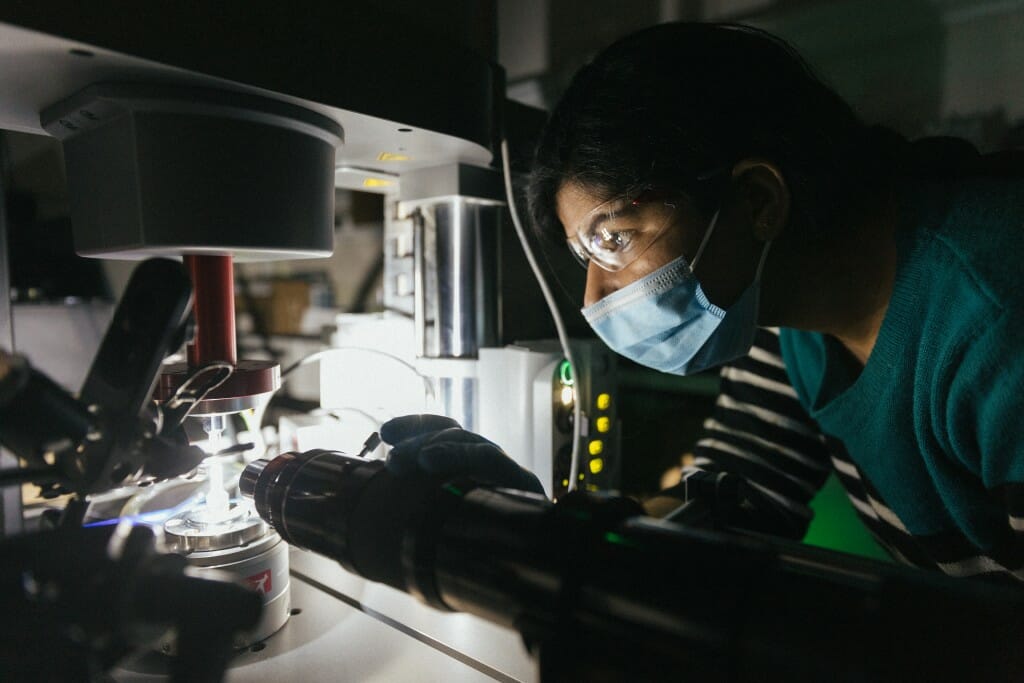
754, 239, 772, 282
690, 210, 773, 285
688, 210, 720, 272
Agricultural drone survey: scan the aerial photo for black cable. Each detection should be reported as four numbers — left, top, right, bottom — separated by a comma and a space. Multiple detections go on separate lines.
0, 466, 59, 487
348, 251, 385, 313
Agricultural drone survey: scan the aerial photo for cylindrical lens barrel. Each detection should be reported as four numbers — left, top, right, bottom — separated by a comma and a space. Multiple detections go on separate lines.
240, 450, 445, 593
239, 449, 1024, 680
238, 457, 267, 500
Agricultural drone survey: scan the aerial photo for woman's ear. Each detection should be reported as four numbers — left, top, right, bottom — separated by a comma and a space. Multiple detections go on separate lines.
730, 158, 790, 241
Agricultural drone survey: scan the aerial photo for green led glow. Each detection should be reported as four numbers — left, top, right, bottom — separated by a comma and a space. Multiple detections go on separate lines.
559, 360, 574, 386
603, 532, 638, 548
443, 484, 465, 497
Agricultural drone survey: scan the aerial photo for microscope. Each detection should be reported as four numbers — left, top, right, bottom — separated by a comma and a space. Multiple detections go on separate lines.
0, 5, 528, 681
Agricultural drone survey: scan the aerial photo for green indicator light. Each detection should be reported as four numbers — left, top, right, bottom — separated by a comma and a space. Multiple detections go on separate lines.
443, 484, 464, 497
559, 360, 574, 386
603, 532, 639, 548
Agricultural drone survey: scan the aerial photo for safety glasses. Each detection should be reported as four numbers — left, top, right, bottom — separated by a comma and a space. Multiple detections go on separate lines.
567, 191, 678, 272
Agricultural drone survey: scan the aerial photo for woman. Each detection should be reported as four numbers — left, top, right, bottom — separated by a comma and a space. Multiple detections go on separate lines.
385, 22, 1024, 583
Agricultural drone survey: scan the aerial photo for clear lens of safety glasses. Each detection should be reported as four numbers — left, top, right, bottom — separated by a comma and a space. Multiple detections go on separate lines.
567, 194, 677, 272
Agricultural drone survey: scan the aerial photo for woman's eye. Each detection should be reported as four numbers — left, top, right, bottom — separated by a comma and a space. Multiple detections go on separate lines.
589, 228, 634, 253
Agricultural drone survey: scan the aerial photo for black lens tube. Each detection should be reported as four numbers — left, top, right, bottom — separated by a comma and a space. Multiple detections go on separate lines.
241, 450, 1024, 680
241, 450, 455, 593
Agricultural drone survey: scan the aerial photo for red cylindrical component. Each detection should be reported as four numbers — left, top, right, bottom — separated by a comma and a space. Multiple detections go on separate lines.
184, 254, 237, 366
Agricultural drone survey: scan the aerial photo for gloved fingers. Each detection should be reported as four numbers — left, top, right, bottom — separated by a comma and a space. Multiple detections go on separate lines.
420, 428, 498, 448
381, 420, 546, 495
419, 443, 545, 495
388, 427, 495, 457
380, 414, 461, 445
386, 446, 422, 476
417, 441, 508, 476
386, 427, 494, 475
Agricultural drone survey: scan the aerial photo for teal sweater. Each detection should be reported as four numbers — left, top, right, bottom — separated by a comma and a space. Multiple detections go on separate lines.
780, 176, 1024, 558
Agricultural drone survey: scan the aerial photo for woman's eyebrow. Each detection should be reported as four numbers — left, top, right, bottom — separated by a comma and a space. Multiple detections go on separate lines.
587, 199, 647, 232
586, 213, 613, 232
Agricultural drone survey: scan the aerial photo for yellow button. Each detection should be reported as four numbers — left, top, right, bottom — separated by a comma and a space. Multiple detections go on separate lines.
596, 416, 611, 433
588, 440, 604, 456
596, 393, 611, 410
589, 458, 604, 474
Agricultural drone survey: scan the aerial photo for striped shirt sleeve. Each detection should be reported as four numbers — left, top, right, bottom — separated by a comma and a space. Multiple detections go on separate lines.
691, 328, 832, 539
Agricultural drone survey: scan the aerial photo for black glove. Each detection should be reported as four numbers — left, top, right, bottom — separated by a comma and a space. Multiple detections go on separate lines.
381, 414, 545, 496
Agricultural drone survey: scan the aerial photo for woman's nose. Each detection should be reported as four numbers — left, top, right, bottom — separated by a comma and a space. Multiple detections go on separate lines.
583, 262, 618, 307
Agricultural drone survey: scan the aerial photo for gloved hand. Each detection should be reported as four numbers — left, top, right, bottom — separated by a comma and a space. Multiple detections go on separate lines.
381, 414, 546, 496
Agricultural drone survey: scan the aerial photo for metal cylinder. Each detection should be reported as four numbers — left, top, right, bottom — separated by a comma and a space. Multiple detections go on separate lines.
413, 199, 500, 359
411, 199, 500, 432
434, 200, 478, 358
161, 504, 290, 651
184, 254, 237, 366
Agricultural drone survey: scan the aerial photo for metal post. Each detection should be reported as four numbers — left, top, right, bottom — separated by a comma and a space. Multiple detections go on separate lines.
184, 254, 237, 366
0, 133, 23, 536
434, 199, 479, 358
409, 198, 502, 431
427, 198, 480, 431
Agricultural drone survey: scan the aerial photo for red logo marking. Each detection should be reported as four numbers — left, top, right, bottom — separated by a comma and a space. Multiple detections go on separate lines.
245, 569, 272, 595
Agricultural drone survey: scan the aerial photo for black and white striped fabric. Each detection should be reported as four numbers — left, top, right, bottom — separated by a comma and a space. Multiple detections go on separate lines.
690, 327, 1024, 583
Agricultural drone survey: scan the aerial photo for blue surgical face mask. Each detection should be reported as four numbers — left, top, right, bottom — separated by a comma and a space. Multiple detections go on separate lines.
581, 211, 771, 375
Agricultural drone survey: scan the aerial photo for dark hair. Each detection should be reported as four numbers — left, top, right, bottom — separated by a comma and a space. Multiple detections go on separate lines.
527, 22, 903, 244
